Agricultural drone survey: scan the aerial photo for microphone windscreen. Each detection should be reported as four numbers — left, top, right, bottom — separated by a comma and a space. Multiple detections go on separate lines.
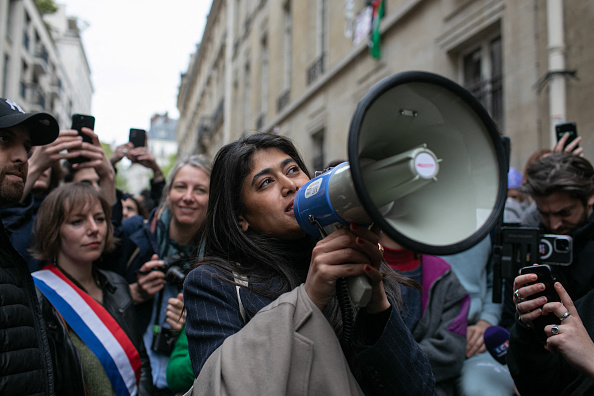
483, 325, 510, 365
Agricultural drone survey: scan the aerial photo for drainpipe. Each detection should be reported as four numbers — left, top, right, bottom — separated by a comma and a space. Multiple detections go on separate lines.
546, 0, 566, 146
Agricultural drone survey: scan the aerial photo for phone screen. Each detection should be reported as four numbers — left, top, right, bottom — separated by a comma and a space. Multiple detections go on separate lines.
555, 122, 578, 149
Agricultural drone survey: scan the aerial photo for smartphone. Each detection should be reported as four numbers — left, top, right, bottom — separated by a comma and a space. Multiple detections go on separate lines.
555, 122, 578, 149
519, 264, 561, 341
129, 128, 147, 147
70, 114, 95, 163
539, 234, 573, 266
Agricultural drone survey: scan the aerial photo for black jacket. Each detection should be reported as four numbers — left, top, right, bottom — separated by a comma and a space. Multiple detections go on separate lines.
39, 268, 154, 395
0, 220, 54, 395
501, 210, 594, 329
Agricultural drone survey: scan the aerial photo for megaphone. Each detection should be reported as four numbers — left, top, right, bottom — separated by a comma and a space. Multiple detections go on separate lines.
294, 71, 507, 307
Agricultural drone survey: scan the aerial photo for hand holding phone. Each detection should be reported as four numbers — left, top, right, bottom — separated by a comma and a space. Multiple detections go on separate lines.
519, 264, 561, 341
70, 114, 95, 163
555, 122, 579, 149
129, 128, 147, 148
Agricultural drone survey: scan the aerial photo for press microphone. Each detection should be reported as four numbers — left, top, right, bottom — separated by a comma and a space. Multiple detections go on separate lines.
484, 326, 510, 365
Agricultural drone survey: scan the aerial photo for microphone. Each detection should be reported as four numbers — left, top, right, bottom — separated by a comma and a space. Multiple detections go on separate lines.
483, 326, 510, 365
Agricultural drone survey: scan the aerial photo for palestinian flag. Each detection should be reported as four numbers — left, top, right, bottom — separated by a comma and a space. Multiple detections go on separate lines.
369, 0, 385, 59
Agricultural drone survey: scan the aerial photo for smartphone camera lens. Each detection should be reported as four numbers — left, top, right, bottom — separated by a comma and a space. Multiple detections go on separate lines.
555, 238, 570, 252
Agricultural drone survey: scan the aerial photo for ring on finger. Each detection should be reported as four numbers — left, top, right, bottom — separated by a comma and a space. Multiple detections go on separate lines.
551, 324, 560, 335
514, 289, 524, 302
559, 311, 571, 321
378, 243, 384, 254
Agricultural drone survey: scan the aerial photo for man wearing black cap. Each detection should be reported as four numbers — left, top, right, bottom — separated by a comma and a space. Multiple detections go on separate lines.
0, 98, 61, 395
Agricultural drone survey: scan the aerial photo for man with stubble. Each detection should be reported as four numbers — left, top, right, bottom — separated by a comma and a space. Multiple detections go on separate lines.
0, 98, 60, 395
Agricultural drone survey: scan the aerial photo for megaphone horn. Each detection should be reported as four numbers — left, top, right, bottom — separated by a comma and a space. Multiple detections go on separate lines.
294, 71, 507, 307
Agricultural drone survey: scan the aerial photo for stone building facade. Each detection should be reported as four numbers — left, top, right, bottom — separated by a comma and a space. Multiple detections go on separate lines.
177, 0, 593, 172
0, 0, 92, 129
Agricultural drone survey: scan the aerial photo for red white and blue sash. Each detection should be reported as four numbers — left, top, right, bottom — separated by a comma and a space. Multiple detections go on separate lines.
32, 265, 141, 396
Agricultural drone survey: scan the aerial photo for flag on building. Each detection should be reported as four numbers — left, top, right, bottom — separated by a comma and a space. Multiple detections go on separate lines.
369, 0, 385, 59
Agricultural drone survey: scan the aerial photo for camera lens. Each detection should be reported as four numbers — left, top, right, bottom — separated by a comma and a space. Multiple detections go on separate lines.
555, 238, 570, 252
166, 266, 186, 285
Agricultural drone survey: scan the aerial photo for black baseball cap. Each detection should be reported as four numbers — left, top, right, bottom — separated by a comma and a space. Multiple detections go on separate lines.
0, 98, 59, 146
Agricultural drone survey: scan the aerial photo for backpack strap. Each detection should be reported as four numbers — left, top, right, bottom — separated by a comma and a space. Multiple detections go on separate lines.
232, 272, 249, 324
126, 247, 141, 274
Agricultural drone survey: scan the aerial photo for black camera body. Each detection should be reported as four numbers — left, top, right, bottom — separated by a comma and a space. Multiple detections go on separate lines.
156, 253, 192, 288
151, 326, 179, 355
492, 225, 573, 302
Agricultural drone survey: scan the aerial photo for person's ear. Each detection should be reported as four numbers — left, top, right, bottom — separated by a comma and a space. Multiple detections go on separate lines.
238, 216, 249, 232
587, 191, 594, 208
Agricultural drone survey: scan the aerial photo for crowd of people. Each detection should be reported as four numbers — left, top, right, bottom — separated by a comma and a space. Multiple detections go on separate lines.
1, 96, 593, 396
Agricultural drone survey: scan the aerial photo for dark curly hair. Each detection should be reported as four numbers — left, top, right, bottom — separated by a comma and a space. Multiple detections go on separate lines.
522, 153, 594, 205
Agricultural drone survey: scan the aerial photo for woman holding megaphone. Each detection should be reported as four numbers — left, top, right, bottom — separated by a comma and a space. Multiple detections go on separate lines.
183, 133, 435, 395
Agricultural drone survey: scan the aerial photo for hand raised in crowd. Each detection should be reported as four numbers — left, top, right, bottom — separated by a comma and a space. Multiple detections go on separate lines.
68, 127, 117, 205
166, 293, 186, 331
23, 130, 83, 198
466, 319, 490, 358
110, 142, 135, 166
305, 223, 389, 314
127, 146, 164, 182
110, 143, 164, 183
542, 282, 594, 378
130, 254, 166, 304
552, 132, 583, 157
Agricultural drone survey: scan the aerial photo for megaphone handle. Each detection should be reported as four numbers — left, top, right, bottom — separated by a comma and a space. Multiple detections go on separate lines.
336, 277, 354, 346
346, 275, 373, 307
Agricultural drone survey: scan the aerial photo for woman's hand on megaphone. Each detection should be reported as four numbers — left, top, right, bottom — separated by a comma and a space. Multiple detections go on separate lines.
352, 223, 391, 314
304, 224, 390, 313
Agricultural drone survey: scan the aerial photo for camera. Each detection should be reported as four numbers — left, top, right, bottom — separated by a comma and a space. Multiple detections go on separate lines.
492, 226, 573, 302
156, 253, 192, 288
151, 326, 179, 354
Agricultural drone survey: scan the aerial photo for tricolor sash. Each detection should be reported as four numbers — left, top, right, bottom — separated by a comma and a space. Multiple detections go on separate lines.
32, 265, 141, 396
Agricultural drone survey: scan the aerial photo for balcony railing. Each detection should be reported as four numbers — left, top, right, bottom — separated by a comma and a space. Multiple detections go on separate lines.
306, 54, 325, 86
277, 89, 290, 113
33, 47, 49, 76
256, 113, 266, 130
212, 99, 224, 126
197, 116, 213, 138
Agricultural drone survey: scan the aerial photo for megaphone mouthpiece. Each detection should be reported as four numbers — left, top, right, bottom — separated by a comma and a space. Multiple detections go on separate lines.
361, 146, 440, 208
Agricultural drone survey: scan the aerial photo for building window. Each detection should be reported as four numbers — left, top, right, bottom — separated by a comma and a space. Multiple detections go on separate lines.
307, 0, 328, 86
244, 63, 251, 131
2, 55, 9, 97
312, 130, 325, 172
233, 0, 240, 43
282, 1, 292, 93
260, 36, 268, 126
317, 0, 328, 60
462, 36, 503, 129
